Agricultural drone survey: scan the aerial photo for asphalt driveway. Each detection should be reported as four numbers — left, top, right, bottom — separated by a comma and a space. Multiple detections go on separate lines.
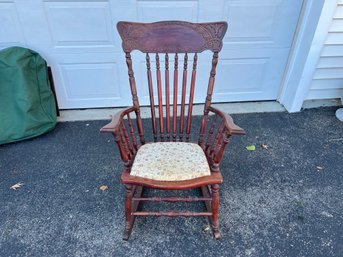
0, 107, 342, 257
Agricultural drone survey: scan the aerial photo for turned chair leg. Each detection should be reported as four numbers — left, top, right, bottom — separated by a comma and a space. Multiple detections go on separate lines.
123, 185, 134, 240
122, 185, 144, 240
211, 184, 220, 239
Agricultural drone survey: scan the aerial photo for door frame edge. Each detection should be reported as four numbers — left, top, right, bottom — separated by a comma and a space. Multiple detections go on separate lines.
277, 0, 329, 113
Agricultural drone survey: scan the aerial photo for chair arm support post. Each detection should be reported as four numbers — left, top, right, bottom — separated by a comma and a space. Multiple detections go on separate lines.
113, 131, 130, 164
211, 134, 231, 171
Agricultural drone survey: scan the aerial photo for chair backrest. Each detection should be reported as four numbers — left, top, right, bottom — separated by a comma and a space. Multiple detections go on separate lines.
117, 21, 227, 142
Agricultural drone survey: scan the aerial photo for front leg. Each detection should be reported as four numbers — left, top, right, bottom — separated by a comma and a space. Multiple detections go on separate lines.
211, 184, 220, 239
123, 185, 134, 240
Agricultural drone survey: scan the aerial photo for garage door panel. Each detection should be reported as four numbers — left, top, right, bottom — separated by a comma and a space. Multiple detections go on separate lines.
0, 2, 25, 46
110, 0, 199, 23
222, 0, 279, 44
213, 49, 289, 101
51, 52, 129, 109
14, 2, 52, 45
221, 0, 302, 49
44, 1, 115, 48
60, 63, 120, 98
137, 1, 198, 22
215, 58, 268, 93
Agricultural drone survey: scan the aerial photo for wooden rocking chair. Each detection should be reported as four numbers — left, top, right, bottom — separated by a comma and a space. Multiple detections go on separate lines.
101, 21, 245, 240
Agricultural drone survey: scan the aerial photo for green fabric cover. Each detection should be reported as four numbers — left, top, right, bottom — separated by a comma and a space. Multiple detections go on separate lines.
0, 46, 57, 145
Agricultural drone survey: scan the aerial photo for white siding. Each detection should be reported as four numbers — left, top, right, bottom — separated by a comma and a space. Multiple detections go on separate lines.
306, 1, 343, 100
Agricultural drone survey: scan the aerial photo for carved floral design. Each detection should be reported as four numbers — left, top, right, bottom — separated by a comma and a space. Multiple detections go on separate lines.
117, 21, 227, 53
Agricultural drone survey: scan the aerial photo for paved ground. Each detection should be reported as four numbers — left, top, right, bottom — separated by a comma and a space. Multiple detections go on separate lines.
0, 107, 342, 257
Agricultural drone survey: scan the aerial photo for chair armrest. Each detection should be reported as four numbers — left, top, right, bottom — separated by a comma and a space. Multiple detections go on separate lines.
100, 106, 141, 165
207, 106, 245, 136
199, 106, 245, 170
100, 106, 136, 134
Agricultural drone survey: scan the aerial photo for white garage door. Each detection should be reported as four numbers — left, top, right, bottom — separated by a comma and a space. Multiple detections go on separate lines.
0, 0, 302, 109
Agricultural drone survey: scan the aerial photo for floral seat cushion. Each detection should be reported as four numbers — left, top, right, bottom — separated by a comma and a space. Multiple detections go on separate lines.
130, 142, 211, 181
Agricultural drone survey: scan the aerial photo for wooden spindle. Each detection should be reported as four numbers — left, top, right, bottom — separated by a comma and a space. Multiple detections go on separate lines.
186, 53, 198, 141
179, 53, 188, 141
132, 196, 212, 202
113, 131, 129, 163
173, 53, 178, 141
132, 211, 212, 217
213, 133, 231, 169
125, 52, 145, 144
205, 114, 218, 151
146, 53, 158, 142
119, 124, 132, 160
165, 53, 171, 141
213, 135, 225, 160
210, 121, 224, 158
156, 53, 164, 141
121, 122, 134, 158
127, 113, 138, 152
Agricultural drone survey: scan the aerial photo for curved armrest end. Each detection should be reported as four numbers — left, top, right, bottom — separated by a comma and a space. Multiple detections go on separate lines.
100, 106, 136, 134
208, 106, 246, 136
222, 113, 246, 135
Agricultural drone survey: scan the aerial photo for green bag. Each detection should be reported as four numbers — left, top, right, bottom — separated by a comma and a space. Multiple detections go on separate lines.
0, 47, 57, 145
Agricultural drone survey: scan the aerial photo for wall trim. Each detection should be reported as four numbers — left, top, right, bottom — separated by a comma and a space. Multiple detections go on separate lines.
278, 0, 329, 112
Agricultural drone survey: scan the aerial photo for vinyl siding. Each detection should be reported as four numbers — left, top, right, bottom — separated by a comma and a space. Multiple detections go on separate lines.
306, 1, 343, 100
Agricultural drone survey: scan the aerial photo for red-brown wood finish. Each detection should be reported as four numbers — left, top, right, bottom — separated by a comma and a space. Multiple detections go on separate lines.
165, 53, 171, 141
117, 21, 227, 53
133, 196, 212, 202
156, 53, 164, 141
146, 53, 157, 141
186, 53, 197, 141
179, 53, 188, 141
101, 20, 245, 240
173, 53, 178, 142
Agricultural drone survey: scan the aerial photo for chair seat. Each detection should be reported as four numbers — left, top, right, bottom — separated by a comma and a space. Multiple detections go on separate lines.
130, 142, 211, 181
